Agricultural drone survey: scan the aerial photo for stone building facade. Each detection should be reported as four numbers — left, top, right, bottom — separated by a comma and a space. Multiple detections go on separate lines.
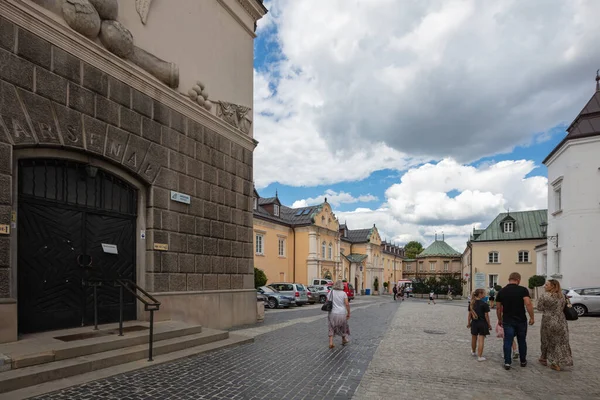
0, 0, 266, 343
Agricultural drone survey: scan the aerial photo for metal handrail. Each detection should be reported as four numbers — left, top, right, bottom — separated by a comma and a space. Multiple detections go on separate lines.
84, 278, 161, 361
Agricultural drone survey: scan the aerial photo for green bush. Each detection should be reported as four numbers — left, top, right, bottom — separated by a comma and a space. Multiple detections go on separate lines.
528, 275, 546, 289
254, 267, 267, 289
383, 281, 389, 289
411, 275, 465, 296
373, 277, 379, 291
494, 284, 502, 291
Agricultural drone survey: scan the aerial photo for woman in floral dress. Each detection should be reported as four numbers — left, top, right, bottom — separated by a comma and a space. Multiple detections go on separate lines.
536, 279, 573, 371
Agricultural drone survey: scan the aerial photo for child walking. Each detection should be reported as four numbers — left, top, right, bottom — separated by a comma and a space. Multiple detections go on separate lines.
467, 288, 491, 361
495, 321, 519, 360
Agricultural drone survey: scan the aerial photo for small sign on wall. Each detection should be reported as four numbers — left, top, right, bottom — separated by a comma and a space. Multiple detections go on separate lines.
474, 272, 486, 289
101, 244, 118, 254
154, 243, 169, 251
0, 224, 10, 235
170, 191, 191, 204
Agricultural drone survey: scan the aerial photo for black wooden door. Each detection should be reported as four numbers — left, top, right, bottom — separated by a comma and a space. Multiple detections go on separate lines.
17, 202, 85, 333
17, 159, 138, 334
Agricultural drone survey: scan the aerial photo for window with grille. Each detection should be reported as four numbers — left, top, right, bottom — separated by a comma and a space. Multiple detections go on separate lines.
518, 251, 529, 263
255, 234, 264, 255
488, 252, 499, 263
278, 237, 286, 257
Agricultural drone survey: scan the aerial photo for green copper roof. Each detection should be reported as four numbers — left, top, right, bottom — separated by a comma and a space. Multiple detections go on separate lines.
343, 253, 368, 263
417, 240, 461, 258
473, 210, 547, 242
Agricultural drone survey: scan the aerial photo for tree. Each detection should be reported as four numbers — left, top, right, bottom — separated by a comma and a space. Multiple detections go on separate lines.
254, 267, 267, 289
528, 275, 546, 290
404, 241, 424, 259
373, 277, 379, 292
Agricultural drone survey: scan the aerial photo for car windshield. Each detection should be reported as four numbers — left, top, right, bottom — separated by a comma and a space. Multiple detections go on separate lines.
261, 286, 278, 293
296, 284, 305, 291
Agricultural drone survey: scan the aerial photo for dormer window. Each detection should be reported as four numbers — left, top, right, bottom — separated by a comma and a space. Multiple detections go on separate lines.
503, 222, 513, 233
253, 197, 257, 210
274, 204, 280, 217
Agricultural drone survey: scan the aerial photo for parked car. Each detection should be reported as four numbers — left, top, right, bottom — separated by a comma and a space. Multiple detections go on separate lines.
257, 286, 295, 309
306, 286, 319, 304
257, 292, 268, 305
310, 285, 331, 303
312, 279, 333, 287
344, 282, 355, 301
564, 287, 600, 316
269, 282, 309, 306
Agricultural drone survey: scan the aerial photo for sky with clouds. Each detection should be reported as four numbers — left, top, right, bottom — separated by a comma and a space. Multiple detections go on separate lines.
252, 0, 600, 252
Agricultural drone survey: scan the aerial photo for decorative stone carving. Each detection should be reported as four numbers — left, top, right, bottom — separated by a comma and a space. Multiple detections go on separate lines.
99, 20, 133, 58
129, 47, 179, 89
135, 0, 154, 25
216, 101, 252, 134
88, 0, 118, 20
188, 81, 212, 111
62, 0, 101, 39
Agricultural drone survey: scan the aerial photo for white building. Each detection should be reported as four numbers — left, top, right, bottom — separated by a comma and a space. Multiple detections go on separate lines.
540, 77, 600, 289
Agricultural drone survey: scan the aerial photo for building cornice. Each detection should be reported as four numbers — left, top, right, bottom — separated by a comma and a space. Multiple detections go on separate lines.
238, 0, 267, 20
544, 134, 600, 166
2, 0, 257, 151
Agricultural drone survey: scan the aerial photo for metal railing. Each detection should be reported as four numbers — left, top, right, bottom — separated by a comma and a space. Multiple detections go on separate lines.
84, 278, 161, 361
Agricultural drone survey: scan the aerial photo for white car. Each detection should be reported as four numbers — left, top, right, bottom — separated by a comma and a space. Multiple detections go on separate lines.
564, 287, 600, 316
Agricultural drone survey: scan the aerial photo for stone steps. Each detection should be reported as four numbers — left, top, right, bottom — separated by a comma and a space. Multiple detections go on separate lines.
0, 327, 245, 395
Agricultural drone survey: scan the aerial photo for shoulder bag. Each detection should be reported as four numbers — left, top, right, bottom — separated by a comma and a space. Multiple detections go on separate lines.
563, 296, 578, 321
321, 291, 333, 312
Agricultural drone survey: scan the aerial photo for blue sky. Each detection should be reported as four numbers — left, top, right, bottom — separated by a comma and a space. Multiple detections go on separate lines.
250, 1, 599, 250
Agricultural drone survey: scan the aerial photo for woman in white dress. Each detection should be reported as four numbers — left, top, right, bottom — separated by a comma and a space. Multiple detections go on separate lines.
328, 280, 350, 348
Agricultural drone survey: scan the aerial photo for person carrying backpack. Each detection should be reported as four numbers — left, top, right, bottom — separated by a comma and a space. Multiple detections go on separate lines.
489, 287, 496, 308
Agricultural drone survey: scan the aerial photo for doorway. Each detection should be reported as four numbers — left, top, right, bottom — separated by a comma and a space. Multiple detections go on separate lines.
17, 159, 138, 334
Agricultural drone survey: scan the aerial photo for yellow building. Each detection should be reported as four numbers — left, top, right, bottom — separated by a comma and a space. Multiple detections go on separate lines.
252, 190, 342, 285
339, 224, 385, 294
381, 241, 405, 292
464, 210, 547, 293
402, 236, 462, 279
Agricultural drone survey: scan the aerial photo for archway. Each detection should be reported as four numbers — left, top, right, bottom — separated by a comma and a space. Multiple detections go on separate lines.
17, 158, 138, 333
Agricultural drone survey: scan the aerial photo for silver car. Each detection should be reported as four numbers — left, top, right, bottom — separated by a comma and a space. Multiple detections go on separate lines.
258, 286, 295, 309
310, 285, 331, 303
269, 282, 309, 306
565, 287, 600, 316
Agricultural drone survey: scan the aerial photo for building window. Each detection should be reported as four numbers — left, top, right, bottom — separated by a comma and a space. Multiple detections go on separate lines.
253, 197, 257, 210
504, 222, 513, 233
518, 250, 530, 263
429, 262, 436, 272
554, 250, 561, 274
406, 263, 411, 271
322, 241, 326, 259
554, 186, 562, 212
488, 274, 498, 288
488, 251, 499, 263
444, 261, 449, 272
542, 253, 548, 275
274, 204, 280, 217
419, 262, 424, 272
328, 243, 333, 259
278, 237, 286, 257
255, 233, 264, 255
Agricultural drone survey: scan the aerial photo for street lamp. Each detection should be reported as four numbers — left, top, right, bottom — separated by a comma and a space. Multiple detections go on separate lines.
539, 222, 559, 247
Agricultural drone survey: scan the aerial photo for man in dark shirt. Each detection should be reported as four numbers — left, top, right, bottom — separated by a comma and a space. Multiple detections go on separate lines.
496, 272, 534, 370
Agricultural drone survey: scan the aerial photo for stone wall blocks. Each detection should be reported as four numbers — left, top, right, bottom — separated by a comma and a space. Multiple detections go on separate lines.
180, 135, 195, 158
52, 46, 80, 83
169, 232, 187, 252
132, 89, 152, 118
0, 237, 10, 268
242, 242, 253, 258
203, 274, 218, 290
170, 110, 186, 134
204, 201, 217, 220
147, 230, 168, 251
243, 148, 253, 166
150, 187, 169, 209
189, 197, 204, 217
107, 76, 131, 108
82, 114, 107, 155
0, 144, 11, 174
188, 120, 203, 142
218, 136, 231, 156
161, 126, 179, 151
161, 252, 178, 273
177, 169, 196, 192
211, 256, 224, 273
153, 100, 170, 126
179, 253, 195, 273
168, 150, 185, 173
232, 209, 243, 227
225, 225, 238, 243
52, 103, 84, 149
186, 157, 203, 179
95, 94, 119, 123
140, 142, 168, 183
16, 89, 60, 146
210, 149, 225, 170
230, 142, 243, 162
104, 125, 129, 163
169, 274, 187, 292
231, 274, 244, 290
68, 83, 95, 116
243, 211, 253, 227
217, 274, 231, 290
195, 217, 210, 237
236, 225, 248, 243
179, 214, 195, 234
0, 175, 11, 205
151, 273, 168, 292
210, 220, 224, 239
186, 273, 203, 291
35, 67, 67, 105
203, 237, 218, 255
203, 164, 217, 185
0, 16, 15, 51
119, 107, 141, 135
0, 267, 10, 297
195, 180, 211, 201
210, 185, 224, 205
148, 251, 161, 272
154, 168, 178, 191
194, 254, 212, 274
243, 274, 254, 289
161, 210, 178, 231
195, 142, 210, 164
17, 28, 51, 69
187, 234, 203, 254
141, 117, 161, 144
82, 62, 108, 96
146, 208, 160, 229
224, 257, 237, 274
218, 205, 232, 223
0, 48, 34, 91
203, 127, 217, 149
122, 134, 150, 174
218, 239, 232, 257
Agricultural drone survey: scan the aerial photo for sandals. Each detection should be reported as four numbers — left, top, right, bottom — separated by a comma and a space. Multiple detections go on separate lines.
329, 344, 335, 349
550, 363, 561, 371
342, 340, 349, 346
538, 358, 547, 366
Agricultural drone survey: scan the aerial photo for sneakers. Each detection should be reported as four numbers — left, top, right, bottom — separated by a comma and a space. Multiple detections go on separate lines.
520, 361, 527, 367
513, 352, 519, 360
477, 357, 487, 362
471, 351, 477, 357
504, 364, 511, 370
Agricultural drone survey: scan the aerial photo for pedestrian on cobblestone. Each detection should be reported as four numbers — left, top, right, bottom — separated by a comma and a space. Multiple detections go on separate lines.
428, 290, 436, 305
467, 288, 491, 361
393, 284, 398, 301
496, 272, 535, 370
328, 279, 351, 349
537, 279, 573, 371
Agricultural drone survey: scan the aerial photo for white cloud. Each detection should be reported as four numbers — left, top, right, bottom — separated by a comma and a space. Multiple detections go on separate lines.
254, 0, 600, 188
332, 158, 547, 252
291, 189, 378, 208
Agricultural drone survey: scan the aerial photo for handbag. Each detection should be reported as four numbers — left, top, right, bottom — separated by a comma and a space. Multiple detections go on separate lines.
563, 296, 578, 321
321, 291, 333, 312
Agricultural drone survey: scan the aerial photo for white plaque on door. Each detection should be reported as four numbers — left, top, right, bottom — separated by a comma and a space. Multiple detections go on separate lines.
101, 244, 118, 254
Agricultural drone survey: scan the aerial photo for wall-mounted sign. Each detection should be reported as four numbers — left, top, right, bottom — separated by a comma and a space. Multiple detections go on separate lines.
154, 243, 169, 251
0, 224, 10, 235
474, 272, 486, 289
140, 230, 146, 240
170, 191, 191, 204
101, 243, 118, 254
11, 211, 16, 222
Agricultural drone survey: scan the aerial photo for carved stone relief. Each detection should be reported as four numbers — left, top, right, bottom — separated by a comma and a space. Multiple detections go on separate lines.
60, 0, 179, 88
216, 101, 252, 134
187, 81, 213, 112
135, 0, 154, 25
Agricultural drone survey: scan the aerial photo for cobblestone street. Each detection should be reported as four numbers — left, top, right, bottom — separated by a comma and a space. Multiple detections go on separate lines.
29, 297, 600, 399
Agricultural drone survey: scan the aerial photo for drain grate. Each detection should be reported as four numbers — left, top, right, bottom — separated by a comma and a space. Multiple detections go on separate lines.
423, 329, 446, 335
55, 325, 149, 342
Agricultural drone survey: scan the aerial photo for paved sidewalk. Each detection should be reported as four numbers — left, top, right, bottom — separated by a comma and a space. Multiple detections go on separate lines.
353, 300, 600, 400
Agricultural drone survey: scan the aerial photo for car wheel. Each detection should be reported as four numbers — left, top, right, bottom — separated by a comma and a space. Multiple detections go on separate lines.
573, 304, 587, 317
320, 295, 326, 303
268, 298, 278, 309
297, 302, 303, 307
